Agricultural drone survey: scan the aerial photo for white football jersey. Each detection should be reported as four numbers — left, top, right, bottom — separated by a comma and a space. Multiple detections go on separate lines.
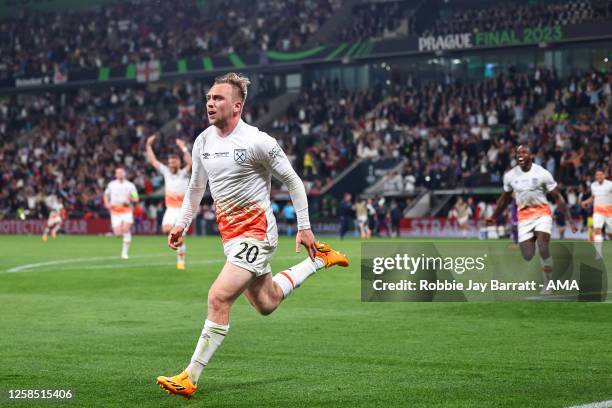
179, 119, 309, 244
503, 163, 557, 221
159, 164, 189, 208
104, 179, 137, 215
591, 179, 612, 216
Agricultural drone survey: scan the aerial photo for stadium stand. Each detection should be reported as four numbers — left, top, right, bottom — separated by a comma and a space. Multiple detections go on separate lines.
1, 0, 611, 228
339, 0, 416, 42
0, 0, 341, 79
423, 0, 611, 36
1, 66, 610, 220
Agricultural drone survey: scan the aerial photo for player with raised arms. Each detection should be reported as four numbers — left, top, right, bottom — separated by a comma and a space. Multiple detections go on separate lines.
103, 168, 139, 259
581, 169, 612, 259
487, 145, 576, 294
449, 196, 472, 238
156, 73, 349, 398
42, 195, 66, 241
146, 135, 192, 269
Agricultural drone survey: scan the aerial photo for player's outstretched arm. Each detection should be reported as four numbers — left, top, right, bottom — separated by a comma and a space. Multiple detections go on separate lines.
176, 138, 192, 172
551, 187, 577, 233
296, 229, 317, 261
487, 191, 512, 226
103, 192, 111, 211
145, 135, 161, 170
129, 189, 139, 204
258, 136, 314, 251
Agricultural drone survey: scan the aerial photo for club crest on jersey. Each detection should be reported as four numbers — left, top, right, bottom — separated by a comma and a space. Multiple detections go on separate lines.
234, 149, 247, 163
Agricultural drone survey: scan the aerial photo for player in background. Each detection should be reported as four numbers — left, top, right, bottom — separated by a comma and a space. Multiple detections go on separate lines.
146, 135, 192, 269
581, 169, 612, 259
103, 168, 139, 259
282, 202, 296, 236
553, 206, 566, 240
156, 73, 349, 399
353, 197, 371, 239
487, 145, 576, 294
42, 195, 66, 241
449, 197, 472, 238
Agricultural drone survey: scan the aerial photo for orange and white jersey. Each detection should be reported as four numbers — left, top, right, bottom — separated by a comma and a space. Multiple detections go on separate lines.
178, 119, 310, 245
591, 179, 612, 216
503, 163, 556, 221
104, 180, 137, 215
159, 164, 189, 209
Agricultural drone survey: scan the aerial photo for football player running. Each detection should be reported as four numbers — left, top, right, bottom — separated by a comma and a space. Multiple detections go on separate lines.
487, 145, 576, 294
157, 73, 349, 398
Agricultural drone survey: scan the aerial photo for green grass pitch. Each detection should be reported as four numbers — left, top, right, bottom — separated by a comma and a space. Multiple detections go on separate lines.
1, 235, 612, 407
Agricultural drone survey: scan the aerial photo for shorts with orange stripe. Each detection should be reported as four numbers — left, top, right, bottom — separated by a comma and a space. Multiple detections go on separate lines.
518, 215, 552, 242
224, 237, 277, 276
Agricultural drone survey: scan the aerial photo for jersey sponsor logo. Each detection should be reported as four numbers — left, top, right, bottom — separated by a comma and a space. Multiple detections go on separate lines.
202, 152, 211, 159
214, 152, 229, 158
234, 149, 247, 163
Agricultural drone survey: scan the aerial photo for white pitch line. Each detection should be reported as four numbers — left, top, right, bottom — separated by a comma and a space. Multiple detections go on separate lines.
73, 255, 304, 270
4, 254, 167, 273
567, 400, 612, 408
3, 254, 310, 273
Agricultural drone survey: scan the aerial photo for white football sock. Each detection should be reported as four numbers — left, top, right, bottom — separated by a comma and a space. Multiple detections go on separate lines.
185, 320, 229, 384
594, 234, 603, 260
272, 257, 325, 298
178, 244, 186, 263
540, 256, 553, 287
122, 232, 131, 254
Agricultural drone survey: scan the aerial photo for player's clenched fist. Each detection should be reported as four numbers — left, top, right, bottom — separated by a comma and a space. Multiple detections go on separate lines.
168, 225, 185, 250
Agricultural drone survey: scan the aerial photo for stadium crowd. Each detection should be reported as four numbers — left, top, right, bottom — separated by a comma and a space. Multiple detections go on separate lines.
0, 0, 341, 80
278, 66, 610, 191
423, 0, 611, 36
339, 0, 415, 42
2, 65, 610, 222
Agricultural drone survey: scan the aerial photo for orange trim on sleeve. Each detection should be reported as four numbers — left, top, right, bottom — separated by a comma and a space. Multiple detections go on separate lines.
517, 203, 552, 221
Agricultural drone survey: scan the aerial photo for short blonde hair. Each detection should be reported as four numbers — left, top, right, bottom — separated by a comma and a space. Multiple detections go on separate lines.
214, 72, 251, 102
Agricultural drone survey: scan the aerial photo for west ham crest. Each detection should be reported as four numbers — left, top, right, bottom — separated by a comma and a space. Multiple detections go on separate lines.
234, 149, 247, 163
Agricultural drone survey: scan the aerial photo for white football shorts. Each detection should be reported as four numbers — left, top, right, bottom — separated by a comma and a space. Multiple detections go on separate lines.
518, 215, 552, 243
593, 213, 612, 231
224, 237, 277, 277
162, 207, 181, 228
47, 216, 62, 228
111, 213, 134, 229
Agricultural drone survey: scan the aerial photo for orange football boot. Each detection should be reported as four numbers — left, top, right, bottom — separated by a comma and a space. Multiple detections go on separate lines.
314, 242, 349, 268
156, 371, 197, 399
